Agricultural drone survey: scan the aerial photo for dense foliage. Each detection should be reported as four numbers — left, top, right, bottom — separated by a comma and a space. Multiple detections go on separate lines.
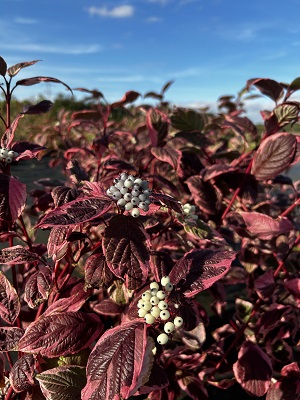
0, 56, 299, 400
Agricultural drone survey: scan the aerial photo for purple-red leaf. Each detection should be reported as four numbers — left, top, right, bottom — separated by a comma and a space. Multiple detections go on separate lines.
84, 248, 115, 289
0, 272, 20, 324
0, 174, 26, 231
233, 340, 273, 397
9, 354, 35, 393
22, 100, 53, 115
18, 311, 102, 358
36, 366, 87, 400
0, 327, 24, 351
111, 91, 140, 108
16, 76, 73, 93
150, 192, 182, 214
24, 266, 52, 309
0, 56, 7, 76
151, 146, 182, 171
185, 176, 223, 215
82, 321, 152, 400
12, 141, 47, 160
36, 196, 113, 228
169, 249, 235, 297
103, 215, 149, 290
240, 211, 294, 240
247, 78, 284, 102
251, 132, 296, 180
0, 245, 39, 265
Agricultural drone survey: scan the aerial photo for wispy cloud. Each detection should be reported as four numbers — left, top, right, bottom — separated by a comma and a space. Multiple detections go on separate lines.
146, 0, 170, 5
87, 5, 134, 18
0, 43, 102, 55
97, 74, 162, 83
14, 17, 37, 24
146, 16, 163, 22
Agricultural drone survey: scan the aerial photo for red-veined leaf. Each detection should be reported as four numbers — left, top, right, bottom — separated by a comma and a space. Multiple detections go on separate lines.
18, 311, 102, 358
0, 114, 25, 148
103, 215, 149, 290
151, 146, 182, 171
150, 192, 182, 214
169, 249, 236, 297
9, 354, 35, 393
0, 327, 24, 351
82, 321, 153, 400
251, 132, 296, 180
0, 272, 20, 324
233, 340, 272, 397
16, 76, 73, 93
240, 211, 294, 240
36, 196, 114, 228
36, 366, 87, 400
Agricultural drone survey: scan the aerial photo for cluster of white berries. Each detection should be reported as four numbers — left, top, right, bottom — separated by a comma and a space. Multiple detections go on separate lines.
106, 173, 151, 218
137, 275, 184, 345
0, 148, 19, 163
182, 203, 198, 221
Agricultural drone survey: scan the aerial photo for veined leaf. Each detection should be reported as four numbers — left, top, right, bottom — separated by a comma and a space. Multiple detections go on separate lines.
36, 196, 114, 228
36, 366, 87, 400
18, 311, 102, 358
0, 327, 24, 351
82, 321, 153, 400
9, 354, 35, 393
103, 215, 149, 290
169, 249, 236, 297
0, 272, 20, 324
151, 146, 182, 171
251, 132, 296, 180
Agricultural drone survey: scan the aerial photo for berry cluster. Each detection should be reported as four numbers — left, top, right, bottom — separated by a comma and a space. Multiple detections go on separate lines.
106, 173, 151, 218
182, 203, 198, 221
137, 276, 183, 345
0, 148, 19, 163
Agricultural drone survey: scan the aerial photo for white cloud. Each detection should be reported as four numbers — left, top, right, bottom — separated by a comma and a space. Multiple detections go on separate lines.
0, 43, 102, 55
14, 17, 37, 24
87, 5, 134, 18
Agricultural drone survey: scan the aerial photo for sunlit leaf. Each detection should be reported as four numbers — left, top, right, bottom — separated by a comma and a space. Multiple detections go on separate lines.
0, 272, 20, 324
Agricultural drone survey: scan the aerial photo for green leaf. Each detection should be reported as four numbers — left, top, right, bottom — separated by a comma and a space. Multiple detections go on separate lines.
36, 366, 86, 400
289, 77, 300, 91
273, 102, 300, 127
171, 108, 204, 131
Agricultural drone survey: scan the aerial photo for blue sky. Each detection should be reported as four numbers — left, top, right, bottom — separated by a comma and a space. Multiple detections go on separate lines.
1, 0, 300, 121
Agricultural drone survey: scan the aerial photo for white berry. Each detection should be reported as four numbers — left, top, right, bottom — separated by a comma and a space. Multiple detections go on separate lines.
174, 316, 183, 327
160, 309, 170, 320
0, 149, 8, 157
158, 300, 168, 310
117, 198, 126, 207
131, 197, 139, 205
150, 296, 159, 305
5, 157, 12, 163
124, 179, 134, 188
156, 291, 166, 300
157, 333, 169, 345
144, 313, 156, 324
164, 321, 175, 333
150, 306, 161, 318
165, 283, 173, 292
161, 276, 170, 286
150, 282, 159, 290
142, 292, 151, 301
131, 208, 140, 218
142, 301, 152, 311
125, 202, 133, 211
137, 299, 144, 308
138, 308, 147, 318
